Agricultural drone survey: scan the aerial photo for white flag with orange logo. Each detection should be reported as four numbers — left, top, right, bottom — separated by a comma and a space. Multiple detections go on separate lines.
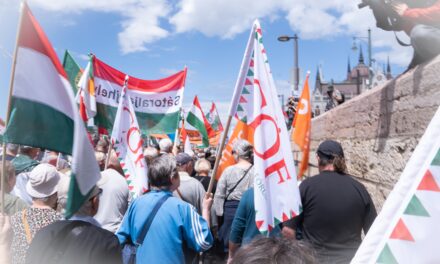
111, 76, 148, 198
229, 20, 302, 234
292, 73, 311, 179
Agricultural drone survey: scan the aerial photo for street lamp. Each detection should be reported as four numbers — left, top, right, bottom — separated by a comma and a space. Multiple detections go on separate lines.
278, 34, 299, 94
352, 28, 374, 89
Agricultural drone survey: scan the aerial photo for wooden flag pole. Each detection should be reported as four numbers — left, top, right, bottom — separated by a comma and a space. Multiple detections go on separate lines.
1, 1, 25, 213
206, 115, 233, 195
104, 142, 113, 170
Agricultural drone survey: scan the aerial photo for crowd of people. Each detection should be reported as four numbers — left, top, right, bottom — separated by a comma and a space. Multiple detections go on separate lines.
0, 136, 377, 264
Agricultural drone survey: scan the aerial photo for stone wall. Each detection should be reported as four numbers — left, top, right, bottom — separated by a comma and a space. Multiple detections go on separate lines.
305, 56, 440, 211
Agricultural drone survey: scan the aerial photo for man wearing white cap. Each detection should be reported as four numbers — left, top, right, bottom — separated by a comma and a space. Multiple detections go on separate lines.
10, 163, 62, 264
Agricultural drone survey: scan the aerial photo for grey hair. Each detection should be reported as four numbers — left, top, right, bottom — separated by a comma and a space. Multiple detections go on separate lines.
232, 139, 253, 162
159, 138, 173, 153
148, 155, 177, 188
194, 158, 211, 173
6, 144, 19, 153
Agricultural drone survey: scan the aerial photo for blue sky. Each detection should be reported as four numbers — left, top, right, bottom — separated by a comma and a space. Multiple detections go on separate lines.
0, 0, 408, 123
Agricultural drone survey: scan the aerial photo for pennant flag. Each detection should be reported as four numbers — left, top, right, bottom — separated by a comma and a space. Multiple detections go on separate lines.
3, 3, 100, 219
206, 102, 224, 132
227, 20, 302, 234
352, 105, 440, 263
77, 55, 96, 121
62, 50, 83, 95
292, 74, 311, 179
79, 55, 186, 135
111, 76, 148, 198
215, 119, 253, 179
186, 96, 213, 148
180, 126, 195, 157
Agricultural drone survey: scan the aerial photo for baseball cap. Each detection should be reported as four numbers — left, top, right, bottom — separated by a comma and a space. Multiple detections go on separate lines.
176, 153, 192, 166
26, 164, 61, 198
317, 140, 344, 159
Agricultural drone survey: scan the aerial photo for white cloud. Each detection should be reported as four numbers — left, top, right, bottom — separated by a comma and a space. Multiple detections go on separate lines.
29, 0, 171, 54
28, 0, 413, 66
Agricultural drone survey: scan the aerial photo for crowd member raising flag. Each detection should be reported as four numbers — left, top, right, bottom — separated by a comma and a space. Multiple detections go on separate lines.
215, 19, 302, 234
206, 102, 224, 132
62, 50, 83, 95
2, 2, 100, 218
186, 95, 214, 148
77, 55, 187, 135
352, 105, 440, 264
111, 75, 149, 198
292, 73, 312, 179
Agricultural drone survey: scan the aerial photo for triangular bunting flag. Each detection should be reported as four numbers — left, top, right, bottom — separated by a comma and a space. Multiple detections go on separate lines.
247, 69, 254, 76
237, 104, 244, 112
242, 87, 250, 94
417, 170, 440, 192
239, 96, 247, 103
432, 149, 440, 166
377, 244, 398, 264
390, 219, 415, 241
404, 195, 430, 217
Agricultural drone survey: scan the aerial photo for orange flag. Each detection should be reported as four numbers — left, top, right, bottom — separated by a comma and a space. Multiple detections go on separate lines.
215, 119, 253, 180
292, 74, 311, 179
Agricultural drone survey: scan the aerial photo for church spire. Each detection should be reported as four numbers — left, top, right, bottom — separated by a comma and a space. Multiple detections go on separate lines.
347, 56, 351, 73
387, 56, 391, 74
358, 45, 364, 64
386, 56, 392, 80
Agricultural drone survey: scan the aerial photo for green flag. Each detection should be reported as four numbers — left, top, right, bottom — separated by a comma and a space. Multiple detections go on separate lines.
62, 50, 83, 95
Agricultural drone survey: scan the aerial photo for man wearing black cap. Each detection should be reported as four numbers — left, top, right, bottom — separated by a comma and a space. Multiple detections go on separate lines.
286, 140, 377, 264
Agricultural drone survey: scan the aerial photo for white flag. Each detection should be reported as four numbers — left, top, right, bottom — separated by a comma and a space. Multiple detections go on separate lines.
111, 76, 148, 198
232, 20, 302, 234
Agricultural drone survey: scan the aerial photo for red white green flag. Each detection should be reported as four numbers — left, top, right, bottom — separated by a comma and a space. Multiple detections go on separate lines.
3, 3, 100, 219
111, 76, 148, 198
180, 126, 194, 156
77, 55, 96, 121
206, 102, 224, 132
229, 20, 302, 234
62, 50, 83, 95
352, 106, 440, 263
77, 55, 187, 135
185, 96, 214, 148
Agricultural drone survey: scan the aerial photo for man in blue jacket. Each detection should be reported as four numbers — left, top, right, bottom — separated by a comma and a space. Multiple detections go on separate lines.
117, 155, 213, 264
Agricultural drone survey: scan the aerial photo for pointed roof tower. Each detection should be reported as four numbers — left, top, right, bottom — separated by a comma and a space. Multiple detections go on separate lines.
346, 56, 352, 81
386, 56, 392, 80
358, 45, 365, 64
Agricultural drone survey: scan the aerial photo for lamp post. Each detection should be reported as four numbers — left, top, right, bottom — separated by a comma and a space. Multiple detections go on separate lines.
352, 28, 374, 89
278, 34, 299, 94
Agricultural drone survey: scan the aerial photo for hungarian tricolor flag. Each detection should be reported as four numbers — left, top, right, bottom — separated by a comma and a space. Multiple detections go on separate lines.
353, 105, 440, 263
206, 102, 224, 132
227, 20, 302, 234
3, 3, 100, 218
78, 55, 186, 135
62, 50, 83, 95
292, 73, 311, 179
111, 76, 148, 198
186, 96, 214, 148
77, 55, 96, 121
180, 126, 195, 157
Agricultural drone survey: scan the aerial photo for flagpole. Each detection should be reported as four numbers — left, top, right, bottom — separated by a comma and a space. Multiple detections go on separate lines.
206, 24, 256, 196
104, 143, 113, 170
207, 115, 232, 195
1, 1, 25, 213
56, 152, 61, 170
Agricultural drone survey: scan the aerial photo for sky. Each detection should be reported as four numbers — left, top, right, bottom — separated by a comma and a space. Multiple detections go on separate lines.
0, 0, 408, 125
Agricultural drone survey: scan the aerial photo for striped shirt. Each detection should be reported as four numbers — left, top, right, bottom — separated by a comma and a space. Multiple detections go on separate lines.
117, 190, 213, 264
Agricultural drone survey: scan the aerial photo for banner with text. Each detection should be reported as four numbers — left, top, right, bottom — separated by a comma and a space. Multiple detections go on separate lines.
91, 56, 186, 135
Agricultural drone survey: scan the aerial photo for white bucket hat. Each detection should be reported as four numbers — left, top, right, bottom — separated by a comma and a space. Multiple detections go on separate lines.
26, 163, 61, 198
